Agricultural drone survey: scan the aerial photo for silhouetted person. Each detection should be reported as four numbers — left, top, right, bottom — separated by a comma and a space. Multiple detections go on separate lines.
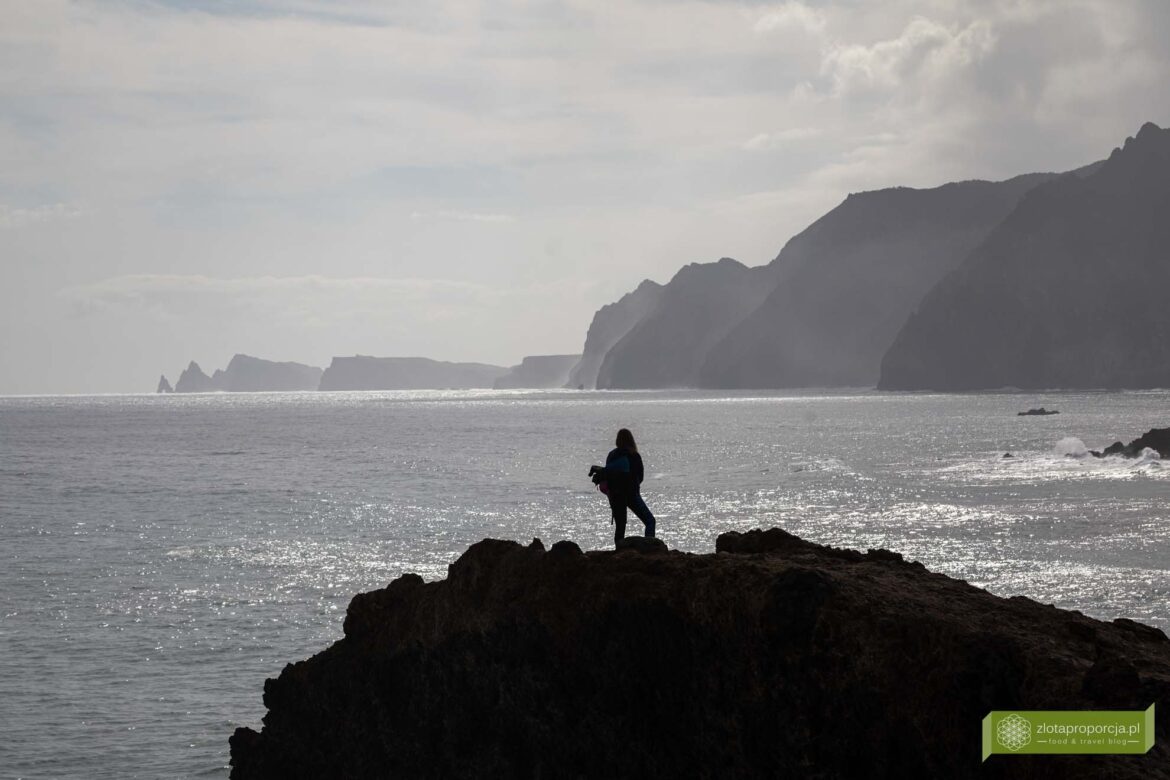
601, 428, 656, 546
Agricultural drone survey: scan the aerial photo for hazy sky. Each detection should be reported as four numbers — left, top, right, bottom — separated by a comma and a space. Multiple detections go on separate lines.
2, 0, 1168, 393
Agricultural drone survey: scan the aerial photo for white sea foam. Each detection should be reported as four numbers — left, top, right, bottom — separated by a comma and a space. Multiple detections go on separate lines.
1053, 436, 1089, 458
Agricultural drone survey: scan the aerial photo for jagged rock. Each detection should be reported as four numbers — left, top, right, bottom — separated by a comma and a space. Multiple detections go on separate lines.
1097, 428, 1170, 459
174, 361, 217, 393
614, 536, 667, 554
548, 540, 584, 558
230, 527, 1170, 779
156, 374, 173, 393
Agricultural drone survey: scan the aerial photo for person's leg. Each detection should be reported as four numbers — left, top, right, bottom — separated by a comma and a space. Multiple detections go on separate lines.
608, 492, 627, 545
628, 492, 656, 538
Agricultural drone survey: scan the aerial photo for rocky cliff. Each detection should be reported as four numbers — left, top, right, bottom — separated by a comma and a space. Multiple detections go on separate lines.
596, 258, 777, 389
174, 361, 217, 393
880, 122, 1170, 391
699, 174, 1057, 388
318, 356, 508, 391
230, 528, 1170, 779
566, 279, 663, 389
211, 354, 323, 392
170, 355, 322, 392
493, 355, 581, 389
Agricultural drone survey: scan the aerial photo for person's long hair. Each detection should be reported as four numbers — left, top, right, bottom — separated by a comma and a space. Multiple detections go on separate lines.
616, 428, 637, 453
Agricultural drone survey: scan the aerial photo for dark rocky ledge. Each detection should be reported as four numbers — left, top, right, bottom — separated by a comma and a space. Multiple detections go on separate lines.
1097, 427, 1170, 459
230, 528, 1170, 779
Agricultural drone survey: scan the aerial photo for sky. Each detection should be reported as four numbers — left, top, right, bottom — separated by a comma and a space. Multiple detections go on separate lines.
2, 0, 1169, 393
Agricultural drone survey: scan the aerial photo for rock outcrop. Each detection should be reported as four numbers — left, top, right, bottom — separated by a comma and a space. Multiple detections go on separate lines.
170, 355, 323, 392
318, 356, 508, 391
156, 374, 173, 393
493, 355, 581, 389
210, 354, 322, 392
880, 122, 1170, 390
1098, 427, 1170, 458
174, 361, 217, 393
230, 528, 1170, 779
566, 279, 663, 389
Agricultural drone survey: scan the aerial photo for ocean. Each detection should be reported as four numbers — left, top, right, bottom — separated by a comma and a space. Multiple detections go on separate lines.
2, 389, 1168, 778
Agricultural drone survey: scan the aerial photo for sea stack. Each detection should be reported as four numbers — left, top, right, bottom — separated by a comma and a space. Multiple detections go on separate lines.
156, 375, 173, 393
174, 361, 217, 393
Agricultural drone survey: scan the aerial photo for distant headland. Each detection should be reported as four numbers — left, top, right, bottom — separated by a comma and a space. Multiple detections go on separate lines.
158, 353, 582, 393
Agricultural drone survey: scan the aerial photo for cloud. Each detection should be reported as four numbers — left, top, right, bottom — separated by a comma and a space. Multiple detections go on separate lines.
742, 127, 820, 151
60, 273, 538, 320
753, 3, 827, 35
409, 210, 516, 223
0, 203, 81, 229
822, 16, 997, 98
55, 273, 601, 346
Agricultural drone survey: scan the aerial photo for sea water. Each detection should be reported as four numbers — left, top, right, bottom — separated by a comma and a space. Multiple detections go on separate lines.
1, 389, 1168, 778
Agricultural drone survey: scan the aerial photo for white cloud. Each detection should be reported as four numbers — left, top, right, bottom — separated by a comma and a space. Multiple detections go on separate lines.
822, 16, 997, 97
754, 3, 827, 35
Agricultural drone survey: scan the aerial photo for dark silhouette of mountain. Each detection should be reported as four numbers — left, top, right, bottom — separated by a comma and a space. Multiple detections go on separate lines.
156, 375, 173, 393
596, 258, 778, 388
174, 361, 217, 393
318, 356, 508, 390
230, 527, 1170, 779
493, 355, 581, 389
698, 173, 1059, 388
210, 354, 322, 392
566, 279, 663, 389
880, 122, 1170, 390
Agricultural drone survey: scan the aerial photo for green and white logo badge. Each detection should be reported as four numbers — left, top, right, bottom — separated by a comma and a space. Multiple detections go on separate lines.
995, 713, 1031, 751
982, 704, 1155, 761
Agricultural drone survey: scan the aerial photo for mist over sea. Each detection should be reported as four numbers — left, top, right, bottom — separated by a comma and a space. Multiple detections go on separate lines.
2, 389, 1169, 778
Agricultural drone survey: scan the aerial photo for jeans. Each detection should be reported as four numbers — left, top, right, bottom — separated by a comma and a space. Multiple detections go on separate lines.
610, 490, 656, 544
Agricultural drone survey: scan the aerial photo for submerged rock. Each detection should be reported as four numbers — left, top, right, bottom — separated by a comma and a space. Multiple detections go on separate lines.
230, 528, 1170, 779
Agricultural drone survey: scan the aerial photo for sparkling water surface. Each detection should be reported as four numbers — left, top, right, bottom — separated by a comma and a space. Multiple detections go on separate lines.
2, 389, 1168, 778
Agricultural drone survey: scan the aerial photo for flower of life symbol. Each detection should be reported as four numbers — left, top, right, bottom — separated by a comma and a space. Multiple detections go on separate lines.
996, 714, 1031, 751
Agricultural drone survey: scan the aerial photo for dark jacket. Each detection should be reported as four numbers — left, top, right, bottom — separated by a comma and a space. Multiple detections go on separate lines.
604, 447, 644, 495
628, 451, 645, 489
